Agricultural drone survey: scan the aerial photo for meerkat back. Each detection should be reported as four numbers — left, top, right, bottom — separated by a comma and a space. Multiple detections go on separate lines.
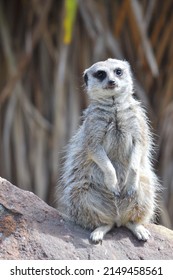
57, 58, 159, 244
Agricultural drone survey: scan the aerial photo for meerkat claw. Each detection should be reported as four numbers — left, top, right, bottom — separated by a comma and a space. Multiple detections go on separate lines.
90, 231, 103, 244
126, 187, 136, 198
113, 190, 120, 198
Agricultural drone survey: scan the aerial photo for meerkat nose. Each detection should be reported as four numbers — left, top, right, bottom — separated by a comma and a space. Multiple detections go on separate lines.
107, 80, 117, 89
108, 80, 116, 85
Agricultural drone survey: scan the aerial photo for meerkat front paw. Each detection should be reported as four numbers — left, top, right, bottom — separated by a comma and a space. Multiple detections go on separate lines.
104, 172, 120, 196
124, 179, 139, 199
126, 185, 137, 198
121, 185, 137, 199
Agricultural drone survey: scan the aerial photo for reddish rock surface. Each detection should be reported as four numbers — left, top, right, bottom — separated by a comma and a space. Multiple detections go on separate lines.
0, 177, 173, 259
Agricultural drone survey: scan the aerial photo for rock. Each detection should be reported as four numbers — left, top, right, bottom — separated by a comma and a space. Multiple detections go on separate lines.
0, 177, 173, 260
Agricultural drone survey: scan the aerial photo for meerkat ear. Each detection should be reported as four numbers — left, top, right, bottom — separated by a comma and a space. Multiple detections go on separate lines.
84, 72, 88, 86
123, 60, 131, 71
123, 60, 133, 76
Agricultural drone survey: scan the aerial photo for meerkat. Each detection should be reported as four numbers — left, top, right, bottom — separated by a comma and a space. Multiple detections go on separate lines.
57, 58, 158, 244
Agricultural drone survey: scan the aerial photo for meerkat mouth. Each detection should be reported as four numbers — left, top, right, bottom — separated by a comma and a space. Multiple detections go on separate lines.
104, 84, 117, 90
104, 80, 118, 90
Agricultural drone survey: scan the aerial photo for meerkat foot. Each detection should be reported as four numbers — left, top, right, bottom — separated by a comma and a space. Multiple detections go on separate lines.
90, 224, 114, 244
125, 222, 151, 241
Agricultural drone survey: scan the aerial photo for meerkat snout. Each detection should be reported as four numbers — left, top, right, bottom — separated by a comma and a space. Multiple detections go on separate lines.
106, 80, 117, 89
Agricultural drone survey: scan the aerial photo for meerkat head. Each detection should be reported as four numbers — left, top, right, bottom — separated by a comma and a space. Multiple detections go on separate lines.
83, 58, 133, 100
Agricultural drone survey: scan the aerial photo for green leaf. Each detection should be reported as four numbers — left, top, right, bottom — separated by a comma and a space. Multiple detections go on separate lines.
63, 0, 78, 44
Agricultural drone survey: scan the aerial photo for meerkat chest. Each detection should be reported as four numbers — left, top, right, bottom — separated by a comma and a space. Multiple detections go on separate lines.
103, 108, 140, 157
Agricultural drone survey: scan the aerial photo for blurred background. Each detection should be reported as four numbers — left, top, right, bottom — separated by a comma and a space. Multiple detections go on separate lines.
0, 0, 173, 229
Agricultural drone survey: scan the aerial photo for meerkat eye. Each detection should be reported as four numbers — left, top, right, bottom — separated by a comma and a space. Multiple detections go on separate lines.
93, 70, 107, 81
115, 68, 123, 76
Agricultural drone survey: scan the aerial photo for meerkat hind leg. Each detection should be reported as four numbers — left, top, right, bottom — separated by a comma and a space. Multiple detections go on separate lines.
90, 224, 114, 244
125, 222, 151, 241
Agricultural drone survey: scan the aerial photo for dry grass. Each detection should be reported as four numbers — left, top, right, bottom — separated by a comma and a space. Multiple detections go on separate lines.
0, 0, 173, 227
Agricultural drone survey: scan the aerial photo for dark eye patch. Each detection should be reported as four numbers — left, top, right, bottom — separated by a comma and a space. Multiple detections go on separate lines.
93, 70, 107, 81
115, 68, 123, 76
